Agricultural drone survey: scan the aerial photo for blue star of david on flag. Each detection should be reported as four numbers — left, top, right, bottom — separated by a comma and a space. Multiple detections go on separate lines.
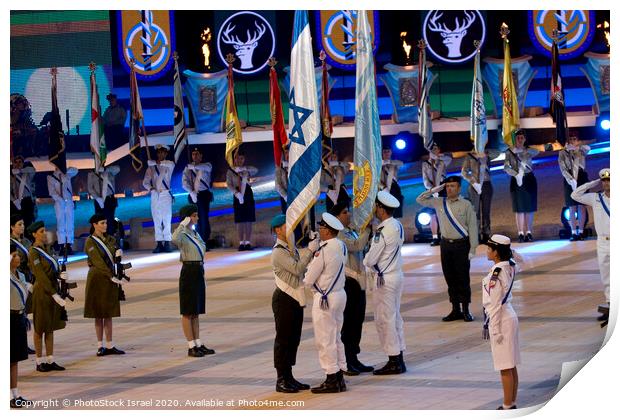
288, 88, 313, 146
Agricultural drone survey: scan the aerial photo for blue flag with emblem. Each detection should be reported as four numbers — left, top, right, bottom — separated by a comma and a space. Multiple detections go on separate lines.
470, 46, 488, 153
286, 11, 322, 249
352, 10, 382, 232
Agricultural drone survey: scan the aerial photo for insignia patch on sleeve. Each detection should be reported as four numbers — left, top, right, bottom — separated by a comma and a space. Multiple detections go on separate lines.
489, 267, 502, 288
34, 259, 40, 265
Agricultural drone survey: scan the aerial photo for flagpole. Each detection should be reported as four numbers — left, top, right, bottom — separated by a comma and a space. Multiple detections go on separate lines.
225, 53, 237, 168
174, 51, 191, 162
130, 58, 151, 161
89, 62, 98, 170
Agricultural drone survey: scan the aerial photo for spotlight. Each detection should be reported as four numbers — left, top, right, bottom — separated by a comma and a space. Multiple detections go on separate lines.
414, 208, 433, 242
395, 138, 407, 150
600, 119, 611, 131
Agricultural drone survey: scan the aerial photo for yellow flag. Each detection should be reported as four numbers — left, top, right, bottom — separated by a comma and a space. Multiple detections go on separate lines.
501, 37, 519, 147
224, 65, 243, 167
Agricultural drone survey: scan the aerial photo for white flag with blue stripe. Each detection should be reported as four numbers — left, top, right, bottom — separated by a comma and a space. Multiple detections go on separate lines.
286, 10, 322, 248
470, 47, 488, 153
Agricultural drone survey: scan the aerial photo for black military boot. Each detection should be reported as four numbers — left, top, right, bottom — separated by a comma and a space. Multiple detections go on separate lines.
442, 303, 464, 322
152, 241, 163, 253
311, 373, 340, 393
462, 303, 474, 322
162, 241, 172, 253
399, 351, 407, 372
373, 355, 404, 375
287, 368, 310, 390
276, 368, 298, 393
337, 370, 347, 392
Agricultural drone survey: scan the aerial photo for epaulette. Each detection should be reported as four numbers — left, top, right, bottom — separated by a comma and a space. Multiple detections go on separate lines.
373, 226, 384, 243
489, 267, 502, 288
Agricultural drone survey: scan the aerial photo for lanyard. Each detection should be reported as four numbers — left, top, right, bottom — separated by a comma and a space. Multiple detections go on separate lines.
32, 246, 59, 273
599, 193, 610, 217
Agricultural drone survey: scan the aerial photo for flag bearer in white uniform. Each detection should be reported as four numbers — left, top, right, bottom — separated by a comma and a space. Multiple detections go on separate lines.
482, 234, 521, 410
143, 145, 175, 253
46, 166, 78, 255
571, 168, 610, 322
303, 213, 348, 393
363, 190, 406, 375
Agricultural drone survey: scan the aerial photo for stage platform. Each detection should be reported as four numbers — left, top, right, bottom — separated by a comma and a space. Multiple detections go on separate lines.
17, 238, 606, 410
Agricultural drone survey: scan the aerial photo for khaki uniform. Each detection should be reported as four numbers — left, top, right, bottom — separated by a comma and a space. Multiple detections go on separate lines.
29, 245, 66, 334
84, 235, 121, 318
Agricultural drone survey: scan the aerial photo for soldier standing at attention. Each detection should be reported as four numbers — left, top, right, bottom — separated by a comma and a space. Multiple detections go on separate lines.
270, 214, 318, 393
461, 149, 498, 243
226, 152, 258, 251
172, 204, 215, 357
143, 145, 175, 253
87, 165, 120, 235
329, 202, 374, 375
416, 176, 478, 322
182, 147, 213, 249
363, 191, 406, 375
422, 144, 452, 246
304, 213, 348, 393
83, 214, 126, 357
47, 166, 78, 255
10, 155, 37, 229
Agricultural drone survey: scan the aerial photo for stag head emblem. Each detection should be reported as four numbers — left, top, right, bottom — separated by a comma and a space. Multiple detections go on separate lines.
221, 21, 267, 70
428, 11, 476, 58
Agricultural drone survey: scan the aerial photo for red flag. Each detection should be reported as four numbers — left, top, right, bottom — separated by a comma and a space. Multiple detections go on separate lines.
269, 67, 287, 167
320, 59, 333, 138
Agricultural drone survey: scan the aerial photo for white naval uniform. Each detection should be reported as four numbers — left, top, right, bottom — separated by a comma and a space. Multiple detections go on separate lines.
11, 166, 36, 210
47, 167, 78, 245
482, 261, 520, 371
363, 217, 405, 356
182, 162, 212, 203
303, 237, 348, 375
143, 159, 175, 241
571, 181, 610, 301
87, 166, 120, 208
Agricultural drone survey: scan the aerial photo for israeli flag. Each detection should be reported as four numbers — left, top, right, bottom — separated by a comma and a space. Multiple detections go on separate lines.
286, 11, 322, 247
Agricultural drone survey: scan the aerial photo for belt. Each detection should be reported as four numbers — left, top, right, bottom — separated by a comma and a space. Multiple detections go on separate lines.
11, 309, 25, 315
441, 237, 469, 244
183, 261, 204, 266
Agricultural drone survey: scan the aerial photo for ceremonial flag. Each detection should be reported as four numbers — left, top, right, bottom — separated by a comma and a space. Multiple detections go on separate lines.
470, 47, 488, 153
128, 63, 144, 172
224, 62, 243, 168
286, 10, 322, 248
501, 31, 519, 147
48, 68, 66, 173
89, 65, 106, 172
550, 38, 568, 146
269, 65, 287, 167
173, 54, 189, 163
320, 54, 333, 161
418, 45, 433, 151
352, 10, 382, 232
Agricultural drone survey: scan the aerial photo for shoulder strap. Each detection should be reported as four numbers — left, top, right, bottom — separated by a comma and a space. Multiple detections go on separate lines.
90, 235, 115, 269
442, 198, 467, 238
599, 193, 610, 217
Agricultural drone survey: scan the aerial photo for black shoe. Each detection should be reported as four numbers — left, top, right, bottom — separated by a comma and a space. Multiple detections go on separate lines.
399, 351, 407, 373
343, 364, 360, 376
337, 370, 347, 392
569, 234, 578, 242
36, 363, 51, 372
463, 312, 475, 322
597, 313, 609, 322
289, 376, 310, 390
27, 347, 35, 355
276, 377, 299, 393
10, 396, 28, 408
352, 360, 374, 373
198, 344, 215, 355
244, 244, 254, 251
430, 238, 440, 246
497, 405, 517, 410
96, 347, 108, 357
65, 244, 74, 255
518, 234, 524, 243
152, 242, 163, 253
47, 362, 65, 371
526, 233, 533, 242
106, 347, 125, 355
311, 373, 341, 393
161, 241, 172, 253
238, 244, 245, 251
188, 346, 205, 357
373, 357, 404, 375
442, 311, 464, 322
578, 233, 585, 241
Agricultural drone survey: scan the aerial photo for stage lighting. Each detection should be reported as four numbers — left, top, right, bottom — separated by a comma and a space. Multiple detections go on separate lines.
600, 119, 611, 131
395, 138, 407, 150
417, 211, 432, 227
414, 208, 433, 243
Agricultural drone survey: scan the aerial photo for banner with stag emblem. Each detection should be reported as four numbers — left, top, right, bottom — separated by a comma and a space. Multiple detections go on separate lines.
316, 11, 379, 70
422, 10, 486, 64
117, 11, 175, 80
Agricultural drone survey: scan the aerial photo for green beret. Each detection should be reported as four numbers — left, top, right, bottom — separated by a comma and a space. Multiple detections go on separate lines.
270, 214, 286, 229
27, 220, 44, 235
179, 204, 198, 219
89, 213, 107, 224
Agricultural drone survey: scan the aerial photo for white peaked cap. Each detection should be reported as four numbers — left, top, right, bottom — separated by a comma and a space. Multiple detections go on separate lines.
320, 212, 345, 231
377, 190, 400, 208
488, 234, 511, 246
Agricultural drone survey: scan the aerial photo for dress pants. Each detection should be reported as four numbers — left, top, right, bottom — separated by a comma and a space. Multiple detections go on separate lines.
372, 273, 405, 356
440, 238, 471, 304
597, 237, 610, 302
151, 190, 172, 241
272, 288, 303, 372
312, 290, 347, 375
54, 198, 74, 245
468, 181, 493, 238
189, 190, 212, 243
341, 277, 366, 361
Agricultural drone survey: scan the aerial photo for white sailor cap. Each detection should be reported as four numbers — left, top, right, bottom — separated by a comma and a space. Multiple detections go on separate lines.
156, 144, 169, 151
376, 190, 400, 208
318, 212, 344, 231
487, 234, 511, 247
599, 168, 610, 179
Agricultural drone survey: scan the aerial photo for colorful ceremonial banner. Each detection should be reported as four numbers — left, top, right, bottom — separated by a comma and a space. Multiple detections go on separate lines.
286, 10, 322, 248
128, 63, 145, 172
48, 68, 66, 173
320, 57, 333, 165
418, 45, 433, 151
173, 54, 188, 163
352, 10, 382, 232
224, 63, 243, 168
269, 65, 287, 167
579, 52, 609, 114
89, 65, 106, 172
501, 33, 519, 147
470, 47, 488, 153
550, 38, 568, 146
527, 10, 595, 60
182, 69, 228, 134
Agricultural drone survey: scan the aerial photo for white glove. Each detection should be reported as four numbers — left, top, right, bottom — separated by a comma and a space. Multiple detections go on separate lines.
515, 171, 524, 187
12, 168, 20, 175
327, 189, 339, 204
432, 192, 439, 198
59, 271, 69, 282
283, 195, 287, 202
494, 334, 504, 345
468, 252, 475, 260
308, 230, 319, 241
12, 199, 21, 210
147, 160, 157, 167
190, 191, 198, 203
308, 237, 320, 253
115, 249, 122, 259
472, 182, 482, 195
234, 192, 244, 204
111, 277, 129, 285
569, 179, 578, 191
52, 294, 66, 307
180, 217, 192, 227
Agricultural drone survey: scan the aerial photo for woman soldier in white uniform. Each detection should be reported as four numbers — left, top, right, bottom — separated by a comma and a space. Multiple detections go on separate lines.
482, 234, 520, 410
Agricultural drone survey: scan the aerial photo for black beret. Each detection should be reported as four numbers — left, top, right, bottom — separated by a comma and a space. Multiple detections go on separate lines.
179, 204, 198, 219
10, 213, 24, 226
27, 221, 44, 235
89, 213, 107, 224
444, 175, 462, 185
